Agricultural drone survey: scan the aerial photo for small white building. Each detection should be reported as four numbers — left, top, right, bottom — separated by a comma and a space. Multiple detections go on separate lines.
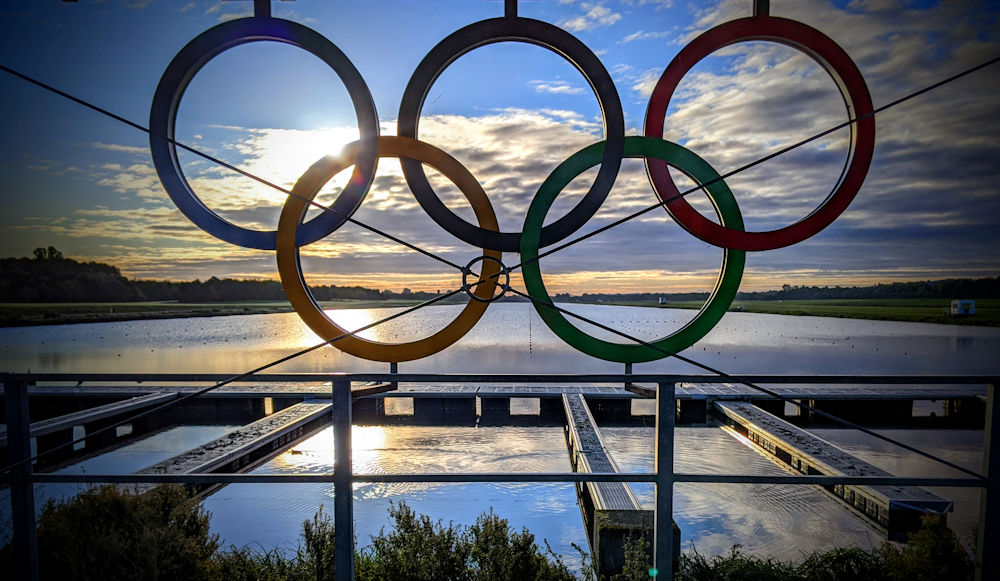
951, 299, 976, 315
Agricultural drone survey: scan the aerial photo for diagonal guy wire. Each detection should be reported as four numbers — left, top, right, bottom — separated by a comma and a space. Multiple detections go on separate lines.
2, 50, 998, 483
0, 288, 465, 474
0, 64, 464, 273
506, 285, 996, 485
508, 53, 1000, 271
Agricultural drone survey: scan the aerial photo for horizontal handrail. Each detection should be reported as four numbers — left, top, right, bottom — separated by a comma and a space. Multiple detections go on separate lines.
3, 372, 997, 384
16, 472, 986, 487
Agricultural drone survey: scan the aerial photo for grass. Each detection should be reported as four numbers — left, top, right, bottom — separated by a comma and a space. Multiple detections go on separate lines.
616, 298, 1000, 327
0, 298, 436, 327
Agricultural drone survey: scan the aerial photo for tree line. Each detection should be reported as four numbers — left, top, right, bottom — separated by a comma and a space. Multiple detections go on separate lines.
0, 248, 441, 303
2, 247, 998, 303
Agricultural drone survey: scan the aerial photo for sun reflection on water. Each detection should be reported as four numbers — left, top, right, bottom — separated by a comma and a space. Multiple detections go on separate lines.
272, 426, 388, 473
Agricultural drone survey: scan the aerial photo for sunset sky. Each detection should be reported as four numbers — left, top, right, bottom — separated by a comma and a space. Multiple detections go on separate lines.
1, 0, 998, 295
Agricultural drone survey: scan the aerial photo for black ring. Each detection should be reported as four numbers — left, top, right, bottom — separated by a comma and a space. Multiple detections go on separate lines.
397, 16, 625, 253
150, 16, 379, 250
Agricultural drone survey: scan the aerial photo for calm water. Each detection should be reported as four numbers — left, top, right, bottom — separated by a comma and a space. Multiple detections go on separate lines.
1, 305, 996, 561
1, 303, 997, 374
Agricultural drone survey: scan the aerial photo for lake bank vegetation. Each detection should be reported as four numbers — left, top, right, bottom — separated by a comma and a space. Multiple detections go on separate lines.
2, 248, 998, 326
0, 484, 976, 580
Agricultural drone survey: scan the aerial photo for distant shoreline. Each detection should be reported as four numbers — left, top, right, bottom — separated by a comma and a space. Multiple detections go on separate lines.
0, 299, 430, 327
1, 297, 997, 328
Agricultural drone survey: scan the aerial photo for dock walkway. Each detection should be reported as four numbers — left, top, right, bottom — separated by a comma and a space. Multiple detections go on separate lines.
563, 393, 678, 576
138, 402, 331, 493
714, 401, 952, 539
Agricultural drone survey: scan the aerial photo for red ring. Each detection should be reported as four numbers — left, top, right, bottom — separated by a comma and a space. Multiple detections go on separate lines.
644, 14, 875, 251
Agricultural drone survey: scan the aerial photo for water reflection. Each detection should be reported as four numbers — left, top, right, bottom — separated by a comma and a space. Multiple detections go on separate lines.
600, 426, 983, 559
2, 304, 998, 374
601, 427, 877, 558
204, 425, 587, 568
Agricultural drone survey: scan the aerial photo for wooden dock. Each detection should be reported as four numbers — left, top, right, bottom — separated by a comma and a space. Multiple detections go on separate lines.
563, 393, 679, 576
137, 401, 332, 495
0, 392, 180, 469
714, 401, 953, 540
627, 383, 987, 426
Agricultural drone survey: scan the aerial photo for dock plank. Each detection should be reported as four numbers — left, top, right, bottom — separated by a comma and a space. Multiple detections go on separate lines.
627, 383, 985, 400
24, 382, 394, 399
138, 402, 331, 476
563, 393, 679, 576
714, 401, 952, 539
0, 392, 178, 448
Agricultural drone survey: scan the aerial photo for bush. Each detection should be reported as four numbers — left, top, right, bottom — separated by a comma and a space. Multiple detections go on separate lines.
881, 514, 974, 581
355, 502, 576, 580
0, 485, 219, 581
1, 488, 975, 581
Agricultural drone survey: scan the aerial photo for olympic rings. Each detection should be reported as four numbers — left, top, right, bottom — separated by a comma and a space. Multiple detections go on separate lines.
521, 136, 746, 363
152, 3, 876, 363
276, 136, 502, 362
149, 15, 380, 250
397, 16, 625, 253
644, 11, 875, 251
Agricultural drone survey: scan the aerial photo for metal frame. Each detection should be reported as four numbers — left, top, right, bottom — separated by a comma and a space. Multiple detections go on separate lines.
3, 373, 997, 581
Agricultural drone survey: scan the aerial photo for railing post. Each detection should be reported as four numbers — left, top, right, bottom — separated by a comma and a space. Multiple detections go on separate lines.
5, 379, 40, 581
332, 379, 354, 581
654, 381, 675, 579
976, 383, 997, 581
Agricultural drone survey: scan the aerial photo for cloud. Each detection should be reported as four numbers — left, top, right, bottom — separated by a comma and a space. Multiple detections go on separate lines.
620, 30, 672, 43
38, 0, 1000, 292
529, 80, 587, 95
560, 3, 622, 32
91, 142, 148, 155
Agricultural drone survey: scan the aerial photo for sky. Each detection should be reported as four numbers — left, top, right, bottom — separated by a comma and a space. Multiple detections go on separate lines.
0, 0, 998, 295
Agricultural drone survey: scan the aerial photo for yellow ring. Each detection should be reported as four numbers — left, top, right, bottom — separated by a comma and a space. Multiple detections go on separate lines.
276, 136, 501, 362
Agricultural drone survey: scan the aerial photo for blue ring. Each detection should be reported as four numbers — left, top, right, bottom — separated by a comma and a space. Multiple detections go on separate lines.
150, 16, 379, 250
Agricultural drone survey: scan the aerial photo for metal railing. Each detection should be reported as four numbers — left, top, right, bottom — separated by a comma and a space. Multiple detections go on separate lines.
3, 373, 998, 580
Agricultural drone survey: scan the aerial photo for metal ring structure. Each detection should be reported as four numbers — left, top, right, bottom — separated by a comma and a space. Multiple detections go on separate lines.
150, 16, 380, 250
463, 256, 510, 303
276, 136, 502, 363
643, 13, 875, 251
521, 136, 746, 363
397, 16, 625, 253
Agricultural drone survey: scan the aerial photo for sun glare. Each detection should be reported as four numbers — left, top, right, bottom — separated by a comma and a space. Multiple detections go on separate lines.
247, 126, 360, 198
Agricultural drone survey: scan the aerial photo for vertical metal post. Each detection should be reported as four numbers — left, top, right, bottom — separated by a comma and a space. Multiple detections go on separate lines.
976, 384, 998, 581
390, 361, 398, 391
653, 382, 675, 579
5, 379, 40, 581
332, 379, 354, 581
505, 0, 517, 19
253, 0, 271, 19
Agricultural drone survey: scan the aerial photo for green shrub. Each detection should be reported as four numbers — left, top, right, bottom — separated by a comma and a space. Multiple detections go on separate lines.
355, 501, 575, 580
677, 546, 799, 581
797, 546, 886, 581
1, 487, 976, 581
881, 514, 974, 581
4, 484, 220, 581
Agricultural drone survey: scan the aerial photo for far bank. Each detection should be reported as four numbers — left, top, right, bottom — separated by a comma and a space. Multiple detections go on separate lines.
1, 297, 998, 327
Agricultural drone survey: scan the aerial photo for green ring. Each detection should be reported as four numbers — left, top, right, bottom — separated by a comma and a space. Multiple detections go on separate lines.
520, 136, 745, 363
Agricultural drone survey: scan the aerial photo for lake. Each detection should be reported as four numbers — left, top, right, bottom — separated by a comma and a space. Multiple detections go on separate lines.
1, 304, 996, 564
2, 302, 997, 375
